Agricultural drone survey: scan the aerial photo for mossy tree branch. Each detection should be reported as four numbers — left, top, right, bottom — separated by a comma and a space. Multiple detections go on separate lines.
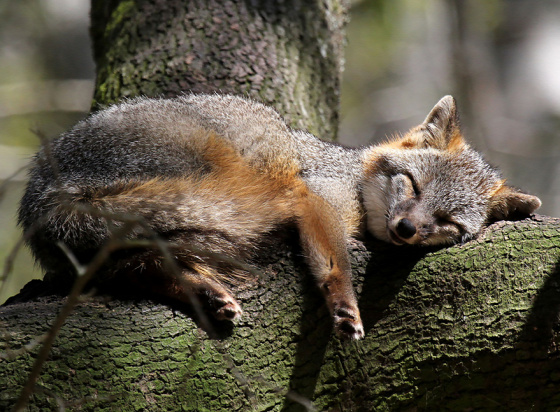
1, 218, 560, 410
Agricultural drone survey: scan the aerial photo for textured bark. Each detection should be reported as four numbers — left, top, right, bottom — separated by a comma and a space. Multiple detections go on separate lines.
1, 217, 560, 411
90, 0, 348, 140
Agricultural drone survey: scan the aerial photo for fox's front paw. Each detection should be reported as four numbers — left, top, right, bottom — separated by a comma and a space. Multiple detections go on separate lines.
333, 306, 364, 340
209, 293, 243, 321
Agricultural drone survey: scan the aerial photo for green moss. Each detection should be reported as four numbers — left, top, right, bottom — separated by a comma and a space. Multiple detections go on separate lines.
104, 1, 136, 38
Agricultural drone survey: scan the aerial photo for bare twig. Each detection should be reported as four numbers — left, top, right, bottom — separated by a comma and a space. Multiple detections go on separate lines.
0, 164, 29, 203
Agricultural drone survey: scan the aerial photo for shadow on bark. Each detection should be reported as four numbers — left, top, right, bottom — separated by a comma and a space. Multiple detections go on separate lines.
281, 239, 431, 411
519, 259, 560, 342
359, 239, 433, 335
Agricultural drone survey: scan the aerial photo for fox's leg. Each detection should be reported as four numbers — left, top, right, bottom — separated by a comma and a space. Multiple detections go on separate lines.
125, 262, 242, 321
294, 190, 364, 340
165, 268, 242, 321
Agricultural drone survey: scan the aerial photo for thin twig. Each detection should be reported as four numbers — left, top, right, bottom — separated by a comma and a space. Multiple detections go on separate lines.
0, 164, 29, 203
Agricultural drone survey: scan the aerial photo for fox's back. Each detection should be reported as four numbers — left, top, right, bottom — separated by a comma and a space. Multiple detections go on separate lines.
33, 95, 297, 185
20, 95, 368, 244
22, 95, 365, 235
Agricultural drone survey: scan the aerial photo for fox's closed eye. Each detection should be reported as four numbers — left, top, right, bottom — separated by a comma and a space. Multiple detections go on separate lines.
404, 173, 420, 197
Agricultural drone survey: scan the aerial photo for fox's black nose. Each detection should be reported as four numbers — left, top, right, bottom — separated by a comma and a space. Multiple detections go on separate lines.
396, 218, 416, 239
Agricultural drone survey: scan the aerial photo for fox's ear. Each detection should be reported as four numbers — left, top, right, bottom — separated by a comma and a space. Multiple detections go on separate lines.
420, 95, 464, 150
488, 185, 542, 221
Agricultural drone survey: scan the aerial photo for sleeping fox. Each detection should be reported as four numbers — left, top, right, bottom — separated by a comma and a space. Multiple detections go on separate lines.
18, 94, 541, 340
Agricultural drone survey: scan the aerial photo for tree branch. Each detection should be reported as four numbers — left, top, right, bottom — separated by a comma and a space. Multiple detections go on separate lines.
1, 216, 559, 410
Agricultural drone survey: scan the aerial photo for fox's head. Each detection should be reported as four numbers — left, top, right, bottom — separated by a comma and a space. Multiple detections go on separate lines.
362, 95, 542, 246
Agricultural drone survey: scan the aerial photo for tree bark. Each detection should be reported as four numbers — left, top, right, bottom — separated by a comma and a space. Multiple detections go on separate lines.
89, 0, 347, 140
3, 1, 560, 411
1, 217, 560, 410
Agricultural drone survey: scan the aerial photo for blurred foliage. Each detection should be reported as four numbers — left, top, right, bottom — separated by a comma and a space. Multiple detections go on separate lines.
0, 0, 94, 303
0, 0, 48, 84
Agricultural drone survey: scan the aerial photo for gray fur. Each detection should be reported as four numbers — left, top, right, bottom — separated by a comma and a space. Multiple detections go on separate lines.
20, 94, 541, 266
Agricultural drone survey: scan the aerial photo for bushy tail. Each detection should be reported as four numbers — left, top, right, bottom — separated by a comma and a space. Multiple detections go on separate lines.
20, 134, 301, 275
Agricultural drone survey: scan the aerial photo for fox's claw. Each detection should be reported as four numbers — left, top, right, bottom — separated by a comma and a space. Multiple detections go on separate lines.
333, 307, 364, 340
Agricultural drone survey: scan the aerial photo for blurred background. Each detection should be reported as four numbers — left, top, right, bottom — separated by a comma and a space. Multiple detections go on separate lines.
1, 0, 559, 303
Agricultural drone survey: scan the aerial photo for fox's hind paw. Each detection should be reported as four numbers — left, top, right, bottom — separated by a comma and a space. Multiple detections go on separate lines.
209, 293, 243, 321
333, 306, 364, 340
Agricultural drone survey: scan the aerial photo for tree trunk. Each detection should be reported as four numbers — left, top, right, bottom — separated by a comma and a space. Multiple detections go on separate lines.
3, 1, 560, 411
1, 217, 560, 411
89, 0, 347, 140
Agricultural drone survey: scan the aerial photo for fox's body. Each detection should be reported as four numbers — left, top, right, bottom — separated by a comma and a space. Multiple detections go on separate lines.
19, 94, 541, 339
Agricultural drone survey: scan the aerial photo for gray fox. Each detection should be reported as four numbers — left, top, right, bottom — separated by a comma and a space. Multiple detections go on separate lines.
18, 94, 541, 340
